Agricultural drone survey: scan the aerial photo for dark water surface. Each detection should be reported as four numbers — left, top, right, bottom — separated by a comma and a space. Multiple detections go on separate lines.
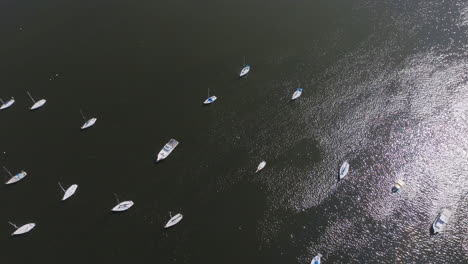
2, 0, 468, 263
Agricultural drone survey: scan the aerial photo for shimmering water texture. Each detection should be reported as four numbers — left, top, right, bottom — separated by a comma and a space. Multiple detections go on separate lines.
211, 1, 468, 263
2, 0, 468, 263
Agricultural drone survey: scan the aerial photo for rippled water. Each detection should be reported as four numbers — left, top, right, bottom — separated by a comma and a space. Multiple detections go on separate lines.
213, 0, 468, 263
2, 0, 468, 263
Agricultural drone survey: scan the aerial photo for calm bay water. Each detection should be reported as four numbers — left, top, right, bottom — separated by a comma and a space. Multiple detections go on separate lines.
1, 0, 468, 263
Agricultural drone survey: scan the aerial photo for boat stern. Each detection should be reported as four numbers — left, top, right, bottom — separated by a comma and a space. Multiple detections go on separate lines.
30, 99, 46, 110
156, 153, 165, 162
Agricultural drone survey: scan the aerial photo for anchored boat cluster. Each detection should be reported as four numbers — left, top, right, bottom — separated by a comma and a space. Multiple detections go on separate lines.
2, 64, 450, 264
2, 94, 185, 236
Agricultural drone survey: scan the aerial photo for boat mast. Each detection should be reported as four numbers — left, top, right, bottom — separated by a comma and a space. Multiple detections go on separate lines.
8, 221, 18, 229
0, 98, 4, 104
3, 166, 13, 177
243, 56, 245, 66
114, 193, 120, 203
80, 109, 86, 121
26, 91, 36, 103
58, 182, 66, 192
207, 88, 210, 98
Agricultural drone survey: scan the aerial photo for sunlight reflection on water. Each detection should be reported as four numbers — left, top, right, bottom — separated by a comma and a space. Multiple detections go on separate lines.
213, 0, 468, 263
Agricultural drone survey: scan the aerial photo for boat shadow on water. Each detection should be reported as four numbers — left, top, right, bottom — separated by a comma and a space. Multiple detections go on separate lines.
153, 159, 165, 165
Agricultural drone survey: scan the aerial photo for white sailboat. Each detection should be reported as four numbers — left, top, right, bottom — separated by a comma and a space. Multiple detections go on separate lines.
4, 166, 27, 185
58, 182, 78, 201
156, 139, 179, 162
27, 91, 46, 110
111, 194, 134, 212
291, 88, 303, 100
9, 221, 36, 236
239, 56, 250, 77
310, 254, 322, 264
80, 109, 97, 130
164, 212, 183, 228
339, 161, 349, 180
0, 97, 15, 110
203, 88, 217, 105
255, 161, 266, 173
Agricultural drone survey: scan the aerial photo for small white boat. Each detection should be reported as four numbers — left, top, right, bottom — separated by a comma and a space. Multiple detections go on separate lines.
239, 56, 250, 77
339, 161, 349, 180
3, 167, 27, 185
111, 194, 134, 212
27, 91, 46, 110
203, 88, 217, 104
240, 65, 250, 77
59, 182, 78, 201
164, 213, 183, 228
291, 88, 303, 100
156, 139, 179, 162
432, 209, 452, 234
81, 118, 97, 129
391, 180, 405, 193
0, 97, 15, 110
204, 96, 217, 104
255, 161, 266, 173
310, 254, 322, 264
80, 110, 97, 130
9, 222, 36, 236
112, 201, 134, 212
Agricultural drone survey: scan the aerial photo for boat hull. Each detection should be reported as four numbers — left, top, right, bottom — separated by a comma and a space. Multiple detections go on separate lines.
30, 99, 46, 110
5, 171, 27, 185
62, 184, 78, 201
339, 161, 349, 180
156, 139, 179, 162
0, 99, 15, 110
164, 213, 183, 228
432, 209, 452, 234
204, 96, 217, 104
291, 88, 303, 100
255, 161, 266, 173
392, 180, 405, 193
81, 118, 97, 130
240, 65, 250, 77
12, 223, 36, 236
112, 201, 134, 212
310, 254, 321, 264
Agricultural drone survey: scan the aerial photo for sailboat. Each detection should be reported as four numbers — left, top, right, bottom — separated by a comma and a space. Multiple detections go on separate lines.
291, 88, 303, 100
111, 194, 134, 212
310, 254, 322, 264
255, 161, 266, 173
164, 212, 183, 228
239, 56, 250, 77
80, 109, 97, 130
58, 182, 78, 201
0, 97, 15, 110
339, 161, 349, 180
9, 221, 36, 236
3, 166, 27, 185
203, 88, 217, 105
27, 91, 46, 110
